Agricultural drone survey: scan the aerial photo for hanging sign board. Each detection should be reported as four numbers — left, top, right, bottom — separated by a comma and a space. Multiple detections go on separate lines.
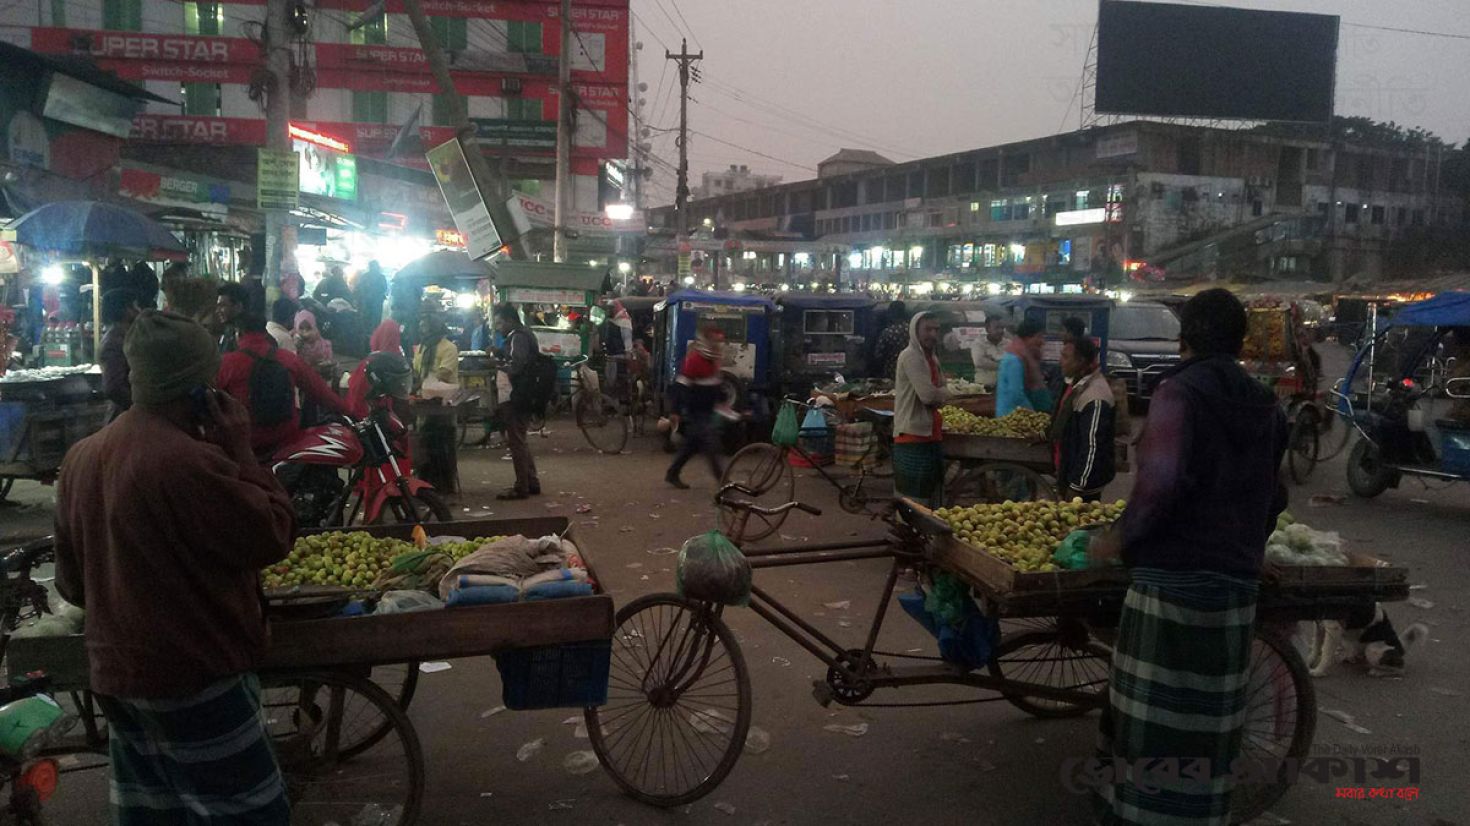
256, 149, 300, 210
427, 137, 501, 261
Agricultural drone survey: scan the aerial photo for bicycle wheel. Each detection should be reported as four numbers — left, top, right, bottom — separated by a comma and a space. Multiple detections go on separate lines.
944, 461, 1056, 506
1314, 409, 1352, 462
577, 392, 630, 454
1287, 407, 1321, 485
316, 662, 422, 759
264, 671, 424, 826
1230, 630, 1316, 824
588, 594, 751, 808
717, 443, 796, 543
987, 627, 1111, 718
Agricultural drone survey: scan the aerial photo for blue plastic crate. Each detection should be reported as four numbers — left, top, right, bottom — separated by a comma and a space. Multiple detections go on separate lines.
494, 640, 611, 710
1442, 424, 1470, 476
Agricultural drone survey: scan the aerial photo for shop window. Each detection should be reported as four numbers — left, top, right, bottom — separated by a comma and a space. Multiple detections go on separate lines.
352, 91, 389, 123
884, 212, 896, 230
351, 15, 387, 45
1344, 203, 1360, 224
861, 214, 872, 232
506, 98, 542, 121
508, 21, 543, 54
1013, 202, 1031, 221
1058, 239, 1072, 266
430, 16, 468, 51
928, 212, 941, 228
1251, 200, 1264, 217
184, 1, 223, 35
1412, 210, 1424, 226
1305, 149, 1320, 171
1316, 202, 1330, 218
181, 83, 220, 117
1074, 190, 1091, 211
1396, 207, 1408, 226
1370, 205, 1385, 225
989, 200, 1010, 222
103, 0, 143, 30
432, 93, 465, 126
1045, 197, 1065, 217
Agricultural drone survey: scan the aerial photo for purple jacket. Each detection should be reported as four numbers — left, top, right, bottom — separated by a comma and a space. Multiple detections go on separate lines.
1120, 355, 1288, 578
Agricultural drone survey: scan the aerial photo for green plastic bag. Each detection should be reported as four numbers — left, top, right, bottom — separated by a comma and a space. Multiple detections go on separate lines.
676, 531, 752, 606
1053, 530, 1093, 570
771, 402, 800, 447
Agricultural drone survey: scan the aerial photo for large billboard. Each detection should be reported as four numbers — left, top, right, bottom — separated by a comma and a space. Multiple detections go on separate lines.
1095, 1, 1338, 123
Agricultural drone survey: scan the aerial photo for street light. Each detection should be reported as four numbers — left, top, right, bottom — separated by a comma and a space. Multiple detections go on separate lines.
617, 262, 632, 274
41, 264, 66, 286
605, 203, 634, 221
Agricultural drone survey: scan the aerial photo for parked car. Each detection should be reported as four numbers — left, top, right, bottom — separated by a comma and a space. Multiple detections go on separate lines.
1105, 300, 1182, 403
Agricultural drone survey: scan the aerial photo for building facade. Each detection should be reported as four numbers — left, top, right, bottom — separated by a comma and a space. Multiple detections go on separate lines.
650, 122, 1464, 288
695, 164, 781, 200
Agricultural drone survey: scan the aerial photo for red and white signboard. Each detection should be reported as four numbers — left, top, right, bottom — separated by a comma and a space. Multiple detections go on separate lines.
507, 191, 642, 235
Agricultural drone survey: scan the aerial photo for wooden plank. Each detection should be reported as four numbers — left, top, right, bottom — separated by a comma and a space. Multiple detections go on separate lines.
942, 434, 1052, 464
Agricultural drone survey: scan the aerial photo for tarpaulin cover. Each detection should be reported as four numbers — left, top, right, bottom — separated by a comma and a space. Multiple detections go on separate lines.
1387, 291, 1470, 328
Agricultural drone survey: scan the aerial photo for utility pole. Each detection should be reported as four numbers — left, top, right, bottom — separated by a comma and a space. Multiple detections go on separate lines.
403, 0, 528, 259
667, 38, 702, 284
552, 0, 573, 262
262, 0, 291, 299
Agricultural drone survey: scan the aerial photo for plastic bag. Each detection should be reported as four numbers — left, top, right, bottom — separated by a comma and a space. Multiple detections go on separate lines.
1053, 530, 1092, 570
771, 402, 799, 447
375, 590, 446, 614
676, 531, 752, 606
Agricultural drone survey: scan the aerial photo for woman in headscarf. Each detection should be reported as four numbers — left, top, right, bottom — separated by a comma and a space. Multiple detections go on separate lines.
346, 319, 405, 418
294, 309, 334, 374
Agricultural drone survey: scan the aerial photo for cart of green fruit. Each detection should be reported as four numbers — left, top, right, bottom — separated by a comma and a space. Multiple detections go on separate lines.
7, 516, 622, 826
907, 498, 1409, 821
938, 406, 1129, 505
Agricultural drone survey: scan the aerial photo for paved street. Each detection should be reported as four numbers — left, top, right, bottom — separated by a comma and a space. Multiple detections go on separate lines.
5, 387, 1468, 825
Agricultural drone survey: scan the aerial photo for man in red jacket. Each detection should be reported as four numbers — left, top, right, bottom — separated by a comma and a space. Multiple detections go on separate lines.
666, 327, 727, 489
217, 313, 351, 457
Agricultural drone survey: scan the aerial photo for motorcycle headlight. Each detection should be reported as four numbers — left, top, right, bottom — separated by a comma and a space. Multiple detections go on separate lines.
1106, 350, 1133, 369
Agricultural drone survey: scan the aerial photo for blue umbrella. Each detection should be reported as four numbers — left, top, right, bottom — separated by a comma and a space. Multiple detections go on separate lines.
10, 200, 185, 258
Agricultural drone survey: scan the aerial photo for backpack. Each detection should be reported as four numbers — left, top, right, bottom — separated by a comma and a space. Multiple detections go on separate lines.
244, 345, 294, 427
519, 353, 559, 416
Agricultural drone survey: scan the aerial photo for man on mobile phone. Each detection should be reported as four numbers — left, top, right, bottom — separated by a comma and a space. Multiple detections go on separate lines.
53, 310, 294, 825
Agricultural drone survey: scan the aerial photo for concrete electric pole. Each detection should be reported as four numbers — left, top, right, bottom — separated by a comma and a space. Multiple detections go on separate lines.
666, 38, 702, 284
552, 0, 574, 262
403, 0, 528, 259
262, 0, 292, 299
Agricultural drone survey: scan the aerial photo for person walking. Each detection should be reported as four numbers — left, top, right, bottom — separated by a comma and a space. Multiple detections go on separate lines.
98, 289, 141, 421
1052, 336, 1115, 502
665, 327, 727, 489
872, 300, 910, 381
54, 310, 294, 826
892, 312, 950, 506
1088, 288, 1288, 826
215, 282, 250, 353
995, 318, 1052, 417
217, 313, 351, 457
492, 305, 541, 499
355, 260, 389, 337
266, 298, 299, 354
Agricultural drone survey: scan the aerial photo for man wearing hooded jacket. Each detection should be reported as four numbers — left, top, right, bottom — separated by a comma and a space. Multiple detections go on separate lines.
892, 312, 951, 506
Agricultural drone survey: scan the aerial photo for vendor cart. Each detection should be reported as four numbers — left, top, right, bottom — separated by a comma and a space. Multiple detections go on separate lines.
582, 492, 1410, 823
0, 370, 108, 500
942, 432, 1130, 506
4, 516, 615, 826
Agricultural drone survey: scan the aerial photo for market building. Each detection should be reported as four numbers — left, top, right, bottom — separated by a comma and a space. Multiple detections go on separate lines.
648, 121, 1465, 292
0, 0, 638, 277
694, 164, 782, 200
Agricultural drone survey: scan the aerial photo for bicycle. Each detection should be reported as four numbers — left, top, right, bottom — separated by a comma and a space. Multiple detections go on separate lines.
1284, 380, 1354, 484
566, 355, 630, 454
717, 400, 895, 540
585, 487, 1320, 823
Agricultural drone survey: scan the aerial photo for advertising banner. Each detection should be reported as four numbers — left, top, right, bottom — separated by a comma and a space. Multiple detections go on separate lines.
427, 138, 501, 260
257, 149, 300, 210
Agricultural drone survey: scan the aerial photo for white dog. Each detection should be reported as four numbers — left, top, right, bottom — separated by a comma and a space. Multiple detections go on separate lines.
1301, 603, 1428, 677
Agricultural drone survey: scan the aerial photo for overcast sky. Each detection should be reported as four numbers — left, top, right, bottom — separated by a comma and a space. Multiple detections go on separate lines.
629, 0, 1470, 205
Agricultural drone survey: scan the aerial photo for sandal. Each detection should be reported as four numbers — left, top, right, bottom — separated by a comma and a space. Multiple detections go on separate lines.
496, 488, 529, 501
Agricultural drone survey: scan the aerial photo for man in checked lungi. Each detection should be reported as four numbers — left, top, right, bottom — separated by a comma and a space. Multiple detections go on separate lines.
54, 311, 294, 824
1089, 288, 1289, 825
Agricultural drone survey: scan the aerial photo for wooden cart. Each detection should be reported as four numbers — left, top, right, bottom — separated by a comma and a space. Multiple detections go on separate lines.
942, 433, 1130, 506
6, 516, 614, 826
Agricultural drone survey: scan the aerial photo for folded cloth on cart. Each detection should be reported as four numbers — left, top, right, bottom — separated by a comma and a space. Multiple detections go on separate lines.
898, 573, 999, 670
438, 534, 591, 602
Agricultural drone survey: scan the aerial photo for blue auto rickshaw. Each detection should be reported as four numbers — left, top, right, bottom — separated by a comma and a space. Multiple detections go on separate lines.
654, 289, 777, 441
773, 294, 883, 395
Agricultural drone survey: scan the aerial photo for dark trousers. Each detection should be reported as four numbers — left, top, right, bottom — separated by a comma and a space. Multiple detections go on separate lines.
504, 404, 540, 493
667, 415, 723, 482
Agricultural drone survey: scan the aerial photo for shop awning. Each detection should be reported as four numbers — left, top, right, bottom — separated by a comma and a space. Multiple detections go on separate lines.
1388, 292, 1470, 328
489, 260, 606, 291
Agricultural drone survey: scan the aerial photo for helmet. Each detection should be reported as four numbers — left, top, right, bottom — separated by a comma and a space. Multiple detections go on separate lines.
364, 352, 412, 400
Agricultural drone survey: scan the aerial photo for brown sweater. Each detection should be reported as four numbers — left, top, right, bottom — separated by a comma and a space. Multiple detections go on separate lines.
54, 408, 294, 698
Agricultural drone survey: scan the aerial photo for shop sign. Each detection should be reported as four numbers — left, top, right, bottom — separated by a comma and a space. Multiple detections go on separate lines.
536, 331, 583, 356
507, 192, 643, 235
427, 137, 502, 260
506, 287, 586, 305
257, 149, 300, 210
296, 141, 358, 201
0, 239, 19, 275
1055, 208, 1107, 227
121, 168, 230, 205
436, 228, 466, 247
471, 118, 557, 150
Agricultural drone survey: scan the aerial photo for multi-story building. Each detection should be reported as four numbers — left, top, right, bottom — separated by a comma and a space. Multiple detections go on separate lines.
650, 121, 1464, 288
695, 164, 781, 200
0, 0, 633, 270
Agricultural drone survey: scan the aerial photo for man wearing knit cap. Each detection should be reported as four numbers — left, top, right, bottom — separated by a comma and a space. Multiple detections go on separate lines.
54, 310, 293, 825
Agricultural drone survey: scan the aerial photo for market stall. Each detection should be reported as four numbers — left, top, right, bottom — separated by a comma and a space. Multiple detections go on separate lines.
8, 515, 616, 826
939, 404, 1129, 506
0, 367, 107, 499
490, 261, 607, 361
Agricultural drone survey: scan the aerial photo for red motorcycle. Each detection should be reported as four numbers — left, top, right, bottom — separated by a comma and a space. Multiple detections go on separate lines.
272, 354, 451, 527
